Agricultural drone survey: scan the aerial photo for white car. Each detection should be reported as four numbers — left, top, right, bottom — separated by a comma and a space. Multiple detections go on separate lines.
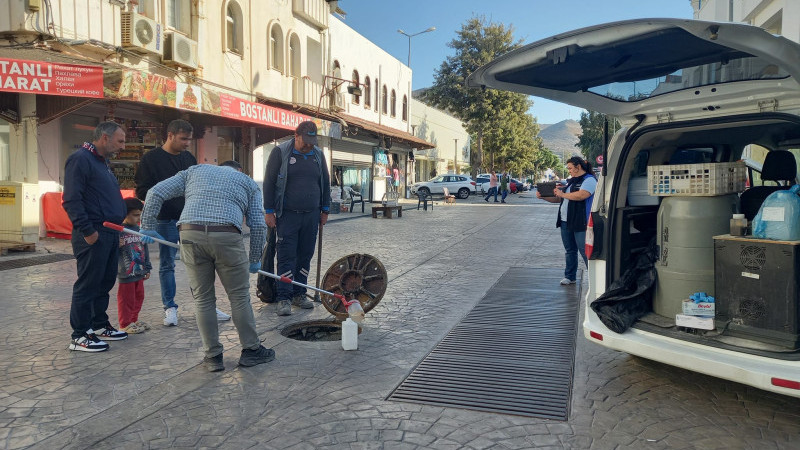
469, 19, 800, 398
411, 175, 476, 199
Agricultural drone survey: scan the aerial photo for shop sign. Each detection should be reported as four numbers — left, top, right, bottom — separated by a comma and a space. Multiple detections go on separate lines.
0, 186, 15, 205
0, 57, 103, 98
219, 94, 310, 131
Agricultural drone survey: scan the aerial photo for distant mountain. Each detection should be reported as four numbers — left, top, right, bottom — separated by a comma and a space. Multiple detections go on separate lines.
538, 119, 582, 161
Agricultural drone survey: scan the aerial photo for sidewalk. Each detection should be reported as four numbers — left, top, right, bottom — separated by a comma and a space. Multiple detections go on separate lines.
3, 192, 799, 449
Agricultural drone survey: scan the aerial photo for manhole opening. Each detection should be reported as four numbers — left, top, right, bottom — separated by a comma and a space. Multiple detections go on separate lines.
281, 320, 342, 341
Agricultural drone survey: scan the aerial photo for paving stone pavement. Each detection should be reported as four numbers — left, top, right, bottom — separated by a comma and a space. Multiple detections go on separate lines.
1, 193, 799, 449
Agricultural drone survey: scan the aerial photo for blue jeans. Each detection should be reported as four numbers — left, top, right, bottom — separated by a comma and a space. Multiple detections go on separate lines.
484, 187, 498, 201
156, 219, 180, 310
560, 226, 587, 281
501, 189, 508, 201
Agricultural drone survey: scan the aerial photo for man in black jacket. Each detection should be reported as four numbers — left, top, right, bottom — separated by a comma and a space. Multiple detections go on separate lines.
135, 119, 198, 326
63, 121, 132, 351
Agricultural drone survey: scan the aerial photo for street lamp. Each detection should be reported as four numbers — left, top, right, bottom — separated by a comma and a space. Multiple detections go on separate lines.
397, 26, 435, 66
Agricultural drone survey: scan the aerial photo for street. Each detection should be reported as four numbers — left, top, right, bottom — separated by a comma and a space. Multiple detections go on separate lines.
1, 192, 799, 450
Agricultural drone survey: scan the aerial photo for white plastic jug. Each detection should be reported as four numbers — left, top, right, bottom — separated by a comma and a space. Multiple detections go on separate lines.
341, 318, 358, 350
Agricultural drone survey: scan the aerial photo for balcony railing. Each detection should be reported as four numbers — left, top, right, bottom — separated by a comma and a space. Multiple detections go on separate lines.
293, 77, 327, 110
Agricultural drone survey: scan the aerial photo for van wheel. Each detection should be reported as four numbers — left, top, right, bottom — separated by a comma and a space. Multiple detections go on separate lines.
458, 188, 470, 199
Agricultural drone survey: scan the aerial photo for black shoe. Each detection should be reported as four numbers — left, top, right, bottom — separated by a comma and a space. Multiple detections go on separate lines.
276, 300, 292, 316
494, 200, 500, 203
484, 198, 489, 202
203, 354, 225, 372
292, 294, 314, 309
239, 345, 276, 367
501, 201, 506, 203
68, 333, 109, 352
94, 325, 128, 341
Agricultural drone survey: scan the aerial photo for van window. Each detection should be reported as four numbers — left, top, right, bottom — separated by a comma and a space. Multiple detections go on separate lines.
669, 147, 713, 164
630, 151, 649, 177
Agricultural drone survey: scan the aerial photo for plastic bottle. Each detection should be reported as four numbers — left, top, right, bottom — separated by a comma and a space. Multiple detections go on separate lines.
730, 213, 747, 236
341, 318, 358, 350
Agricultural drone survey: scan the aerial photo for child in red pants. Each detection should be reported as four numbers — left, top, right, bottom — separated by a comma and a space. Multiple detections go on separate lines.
117, 198, 152, 334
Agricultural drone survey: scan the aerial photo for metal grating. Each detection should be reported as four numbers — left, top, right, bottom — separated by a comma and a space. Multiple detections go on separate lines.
0, 253, 74, 271
388, 268, 582, 420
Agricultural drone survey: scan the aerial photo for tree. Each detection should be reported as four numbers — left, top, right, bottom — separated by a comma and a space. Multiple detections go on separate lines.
420, 16, 539, 177
576, 111, 621, 163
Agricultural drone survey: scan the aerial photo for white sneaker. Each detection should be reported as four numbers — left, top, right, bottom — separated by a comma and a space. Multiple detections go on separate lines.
560, 278, 576, 285
164, 307, 178, 326
216, 308, 231, 321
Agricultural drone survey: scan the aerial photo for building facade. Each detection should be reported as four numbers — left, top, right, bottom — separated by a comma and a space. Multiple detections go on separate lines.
409, 98, 471, 182
692, 0, 800, 41
0, 0, 434, 242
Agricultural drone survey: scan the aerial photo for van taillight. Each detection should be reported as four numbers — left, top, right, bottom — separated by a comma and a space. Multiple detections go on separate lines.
585, 214, 594, 259
772, 377, 800, 390
590, 331, 603, 341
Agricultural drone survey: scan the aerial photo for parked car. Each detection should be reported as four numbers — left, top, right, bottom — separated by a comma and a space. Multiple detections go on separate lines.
411, 175, 475, 199
475, 174, 526, 194
469, 18, 800, 397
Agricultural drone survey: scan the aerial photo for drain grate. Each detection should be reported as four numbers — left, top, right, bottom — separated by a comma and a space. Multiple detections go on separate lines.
388, 268, 581, 420
0, 253, 74, 271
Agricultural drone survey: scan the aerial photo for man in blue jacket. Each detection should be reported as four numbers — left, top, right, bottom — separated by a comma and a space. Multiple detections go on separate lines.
63, 121, 141, 352
263, 121, 331, 316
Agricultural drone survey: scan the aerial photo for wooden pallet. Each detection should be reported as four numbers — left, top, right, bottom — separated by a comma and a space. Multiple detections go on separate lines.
0, 240, 36, 256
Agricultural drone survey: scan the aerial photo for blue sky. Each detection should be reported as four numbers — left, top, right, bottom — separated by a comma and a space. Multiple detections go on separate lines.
339, 0, 694, 124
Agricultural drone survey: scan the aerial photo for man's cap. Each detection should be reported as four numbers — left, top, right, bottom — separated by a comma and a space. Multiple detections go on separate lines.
296, 121, 318, 146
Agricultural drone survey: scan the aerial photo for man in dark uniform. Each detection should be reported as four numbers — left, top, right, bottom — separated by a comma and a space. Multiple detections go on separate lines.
263, 121, 331, 316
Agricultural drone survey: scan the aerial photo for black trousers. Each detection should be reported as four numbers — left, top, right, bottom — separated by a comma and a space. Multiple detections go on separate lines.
69, 228, 119, 339
275, 210, 319, 301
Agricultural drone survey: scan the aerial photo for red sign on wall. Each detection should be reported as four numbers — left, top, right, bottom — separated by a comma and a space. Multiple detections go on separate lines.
0, 57, 104, 98
219, 93, 310, 131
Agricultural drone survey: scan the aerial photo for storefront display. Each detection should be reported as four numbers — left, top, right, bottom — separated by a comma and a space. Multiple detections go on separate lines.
111, 118, 163, 189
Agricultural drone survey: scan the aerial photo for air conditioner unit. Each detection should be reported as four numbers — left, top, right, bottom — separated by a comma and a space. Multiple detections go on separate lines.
163, 32, 198, 70
121, 11, 162, 55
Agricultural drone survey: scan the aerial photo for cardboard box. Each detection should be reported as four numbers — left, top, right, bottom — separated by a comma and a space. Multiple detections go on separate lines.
682, 300, 715, 317
676, 314, 715, 330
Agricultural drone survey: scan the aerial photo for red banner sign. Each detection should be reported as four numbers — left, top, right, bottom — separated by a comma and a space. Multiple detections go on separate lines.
219, 94, 310, 131
0, 57, 103, 98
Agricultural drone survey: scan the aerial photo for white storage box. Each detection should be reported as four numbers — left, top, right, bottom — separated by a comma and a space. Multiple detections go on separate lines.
676, 314, 715, 330
648, 162, 746, 196
627, 176, 660, 206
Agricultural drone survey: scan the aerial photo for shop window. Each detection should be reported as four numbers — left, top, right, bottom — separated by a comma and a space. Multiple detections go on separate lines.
270, 24, 284, 72
402, 95, 408, 121
0, 119, 9, 181
166, 0, 191, 35
382, 85, 388, 114
364, 76, 371, 108
289, 33, 301, 78
225, 1, 243, 54
351, 70, 360, 104
390, 90, 396, 117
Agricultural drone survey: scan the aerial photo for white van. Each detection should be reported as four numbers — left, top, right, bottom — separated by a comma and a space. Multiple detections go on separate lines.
468, 19, 800, 398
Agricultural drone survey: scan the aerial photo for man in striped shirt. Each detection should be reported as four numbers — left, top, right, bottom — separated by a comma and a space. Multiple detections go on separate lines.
140, 161, 272, 372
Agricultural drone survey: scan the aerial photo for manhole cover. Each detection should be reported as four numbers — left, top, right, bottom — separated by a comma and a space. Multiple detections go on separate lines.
320, 253, 387, 320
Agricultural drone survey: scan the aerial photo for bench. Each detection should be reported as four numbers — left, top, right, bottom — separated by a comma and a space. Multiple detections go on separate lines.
372, 205, 403, 219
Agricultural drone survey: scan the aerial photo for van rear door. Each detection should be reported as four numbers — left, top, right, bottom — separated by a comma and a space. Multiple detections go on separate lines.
467, 19, 800, 124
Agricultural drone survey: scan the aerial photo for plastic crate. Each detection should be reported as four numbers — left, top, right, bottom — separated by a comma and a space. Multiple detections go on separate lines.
647, 161, 746, 196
